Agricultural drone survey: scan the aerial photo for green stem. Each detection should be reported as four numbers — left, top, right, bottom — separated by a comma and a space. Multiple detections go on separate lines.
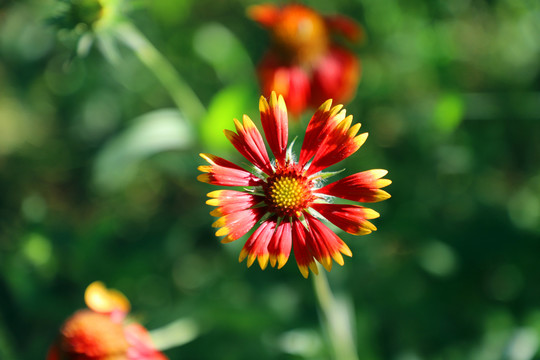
0, 312, 16, 360
114, 21, 206, 122
312, 267, 359, 360
149, 317, 200, 351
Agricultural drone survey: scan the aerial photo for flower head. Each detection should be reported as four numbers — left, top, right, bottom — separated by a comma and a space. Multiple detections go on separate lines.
198, 92, 390, 278
249, 4, 363, 117
50, 0, 124, 59
52, 0, 121, 32
47, 282, 167, 360
55, 310, 129, 359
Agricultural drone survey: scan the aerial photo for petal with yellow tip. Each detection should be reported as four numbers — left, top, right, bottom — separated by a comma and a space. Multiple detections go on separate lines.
312, 203, 380, 236
306, 126, 367, 175
260, 91, 289, 164
299, 98, 345, 166
268, 220, 292, 270
197, 154, 262, 187
316, 170, 392, 203
298, 264, 310, 279
206, 190, 263, 216
214, 208, 266, 241
292, 220, 317, 278
224, 116, 273, 174
239, 220, 276, 270
84, 281, 130, 316
306, 215, 352, 271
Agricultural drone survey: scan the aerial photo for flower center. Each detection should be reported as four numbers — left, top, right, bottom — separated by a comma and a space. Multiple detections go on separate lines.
264, 169, 313, 218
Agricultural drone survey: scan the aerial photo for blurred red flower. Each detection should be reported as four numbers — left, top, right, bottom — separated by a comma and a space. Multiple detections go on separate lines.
47, 282, 167, 360
249, 4, 363, 117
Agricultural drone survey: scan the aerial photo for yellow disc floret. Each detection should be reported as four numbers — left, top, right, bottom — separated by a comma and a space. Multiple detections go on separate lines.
270, 177, 303, 207
265, 167, 314, 217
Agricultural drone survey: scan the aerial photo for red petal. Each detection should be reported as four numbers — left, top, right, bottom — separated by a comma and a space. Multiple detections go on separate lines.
291, 219, 318, 278
311, 203, 379, 235
298, 99, 345, 167
59, 310, 128, 357
310, 46, 361, 108
268, 220, 292, 268
259, 92, 289, 165
198, 153, 262, 187
305, 215, 352, 272
316, 169, 391, 202
247, 4, 280, 27
325, 15, 364, 43
212, 207, 266, 241
224, 115, 273, 174
306, 116, 367, 175
46, 345, 60, 360
239, 219, 277, 270
257, 54, 310, 117
125, 323, 168, 360
206, 190, 263, 217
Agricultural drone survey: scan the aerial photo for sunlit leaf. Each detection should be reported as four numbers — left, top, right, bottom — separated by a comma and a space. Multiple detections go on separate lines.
200, 83, 259, 153
94, 108, 193, 191
434, 92, 464, 133
193, 23, 254, 83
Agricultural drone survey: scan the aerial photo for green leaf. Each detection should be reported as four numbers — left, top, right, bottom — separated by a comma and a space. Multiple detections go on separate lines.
193, 22, 254, 83
93, 108, 193, 191
434, 92, 464, 134
312, 168, 346, 180
200, 83, 259, 153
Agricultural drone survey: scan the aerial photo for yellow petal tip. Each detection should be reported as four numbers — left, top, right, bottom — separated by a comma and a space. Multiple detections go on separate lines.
364, 208, 380, 219
298, 265, 309, 278
197, 174, 210, 183
206, 198, 220, 206
221, 236, 236, 244
319, 99, 333, 112
238, 249, 248, 263
207, 190, 223, 198
85, 281, 130, 314
209, 208, 222, 217
258, 254, 269, 270
376, 179, 392, 188
215, 227, 229, 237
259, 95, 270, 112
277, 254, 288, 269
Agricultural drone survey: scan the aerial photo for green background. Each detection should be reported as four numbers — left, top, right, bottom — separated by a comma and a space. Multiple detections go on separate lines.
1, 0, 540, 359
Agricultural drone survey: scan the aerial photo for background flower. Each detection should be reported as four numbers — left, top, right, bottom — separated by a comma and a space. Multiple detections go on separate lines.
50, 0, 125, 60
249, 3, 362, 116
48, 282, 167, 360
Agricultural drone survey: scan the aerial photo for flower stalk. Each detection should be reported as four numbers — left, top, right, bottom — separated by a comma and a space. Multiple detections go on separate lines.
312, 267, 359, 360
114, 21, 206, 122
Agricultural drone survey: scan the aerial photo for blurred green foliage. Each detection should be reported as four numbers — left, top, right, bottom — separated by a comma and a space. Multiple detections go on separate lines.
1, 0, 540, 359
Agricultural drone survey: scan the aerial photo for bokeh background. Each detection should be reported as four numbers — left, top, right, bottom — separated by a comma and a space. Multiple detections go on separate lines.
1, 0, 540, 359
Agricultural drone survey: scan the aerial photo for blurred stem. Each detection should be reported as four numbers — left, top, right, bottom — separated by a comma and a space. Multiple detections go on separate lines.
149, 317, 200, 351
0, 314, 16, 360
114, 21, 206, 122
312, 267, 359, 360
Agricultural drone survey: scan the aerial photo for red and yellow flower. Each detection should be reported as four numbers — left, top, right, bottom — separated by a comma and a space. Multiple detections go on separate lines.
249, 4, 363, 117
47, 282, 167, 360
198, 92, 390, 278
